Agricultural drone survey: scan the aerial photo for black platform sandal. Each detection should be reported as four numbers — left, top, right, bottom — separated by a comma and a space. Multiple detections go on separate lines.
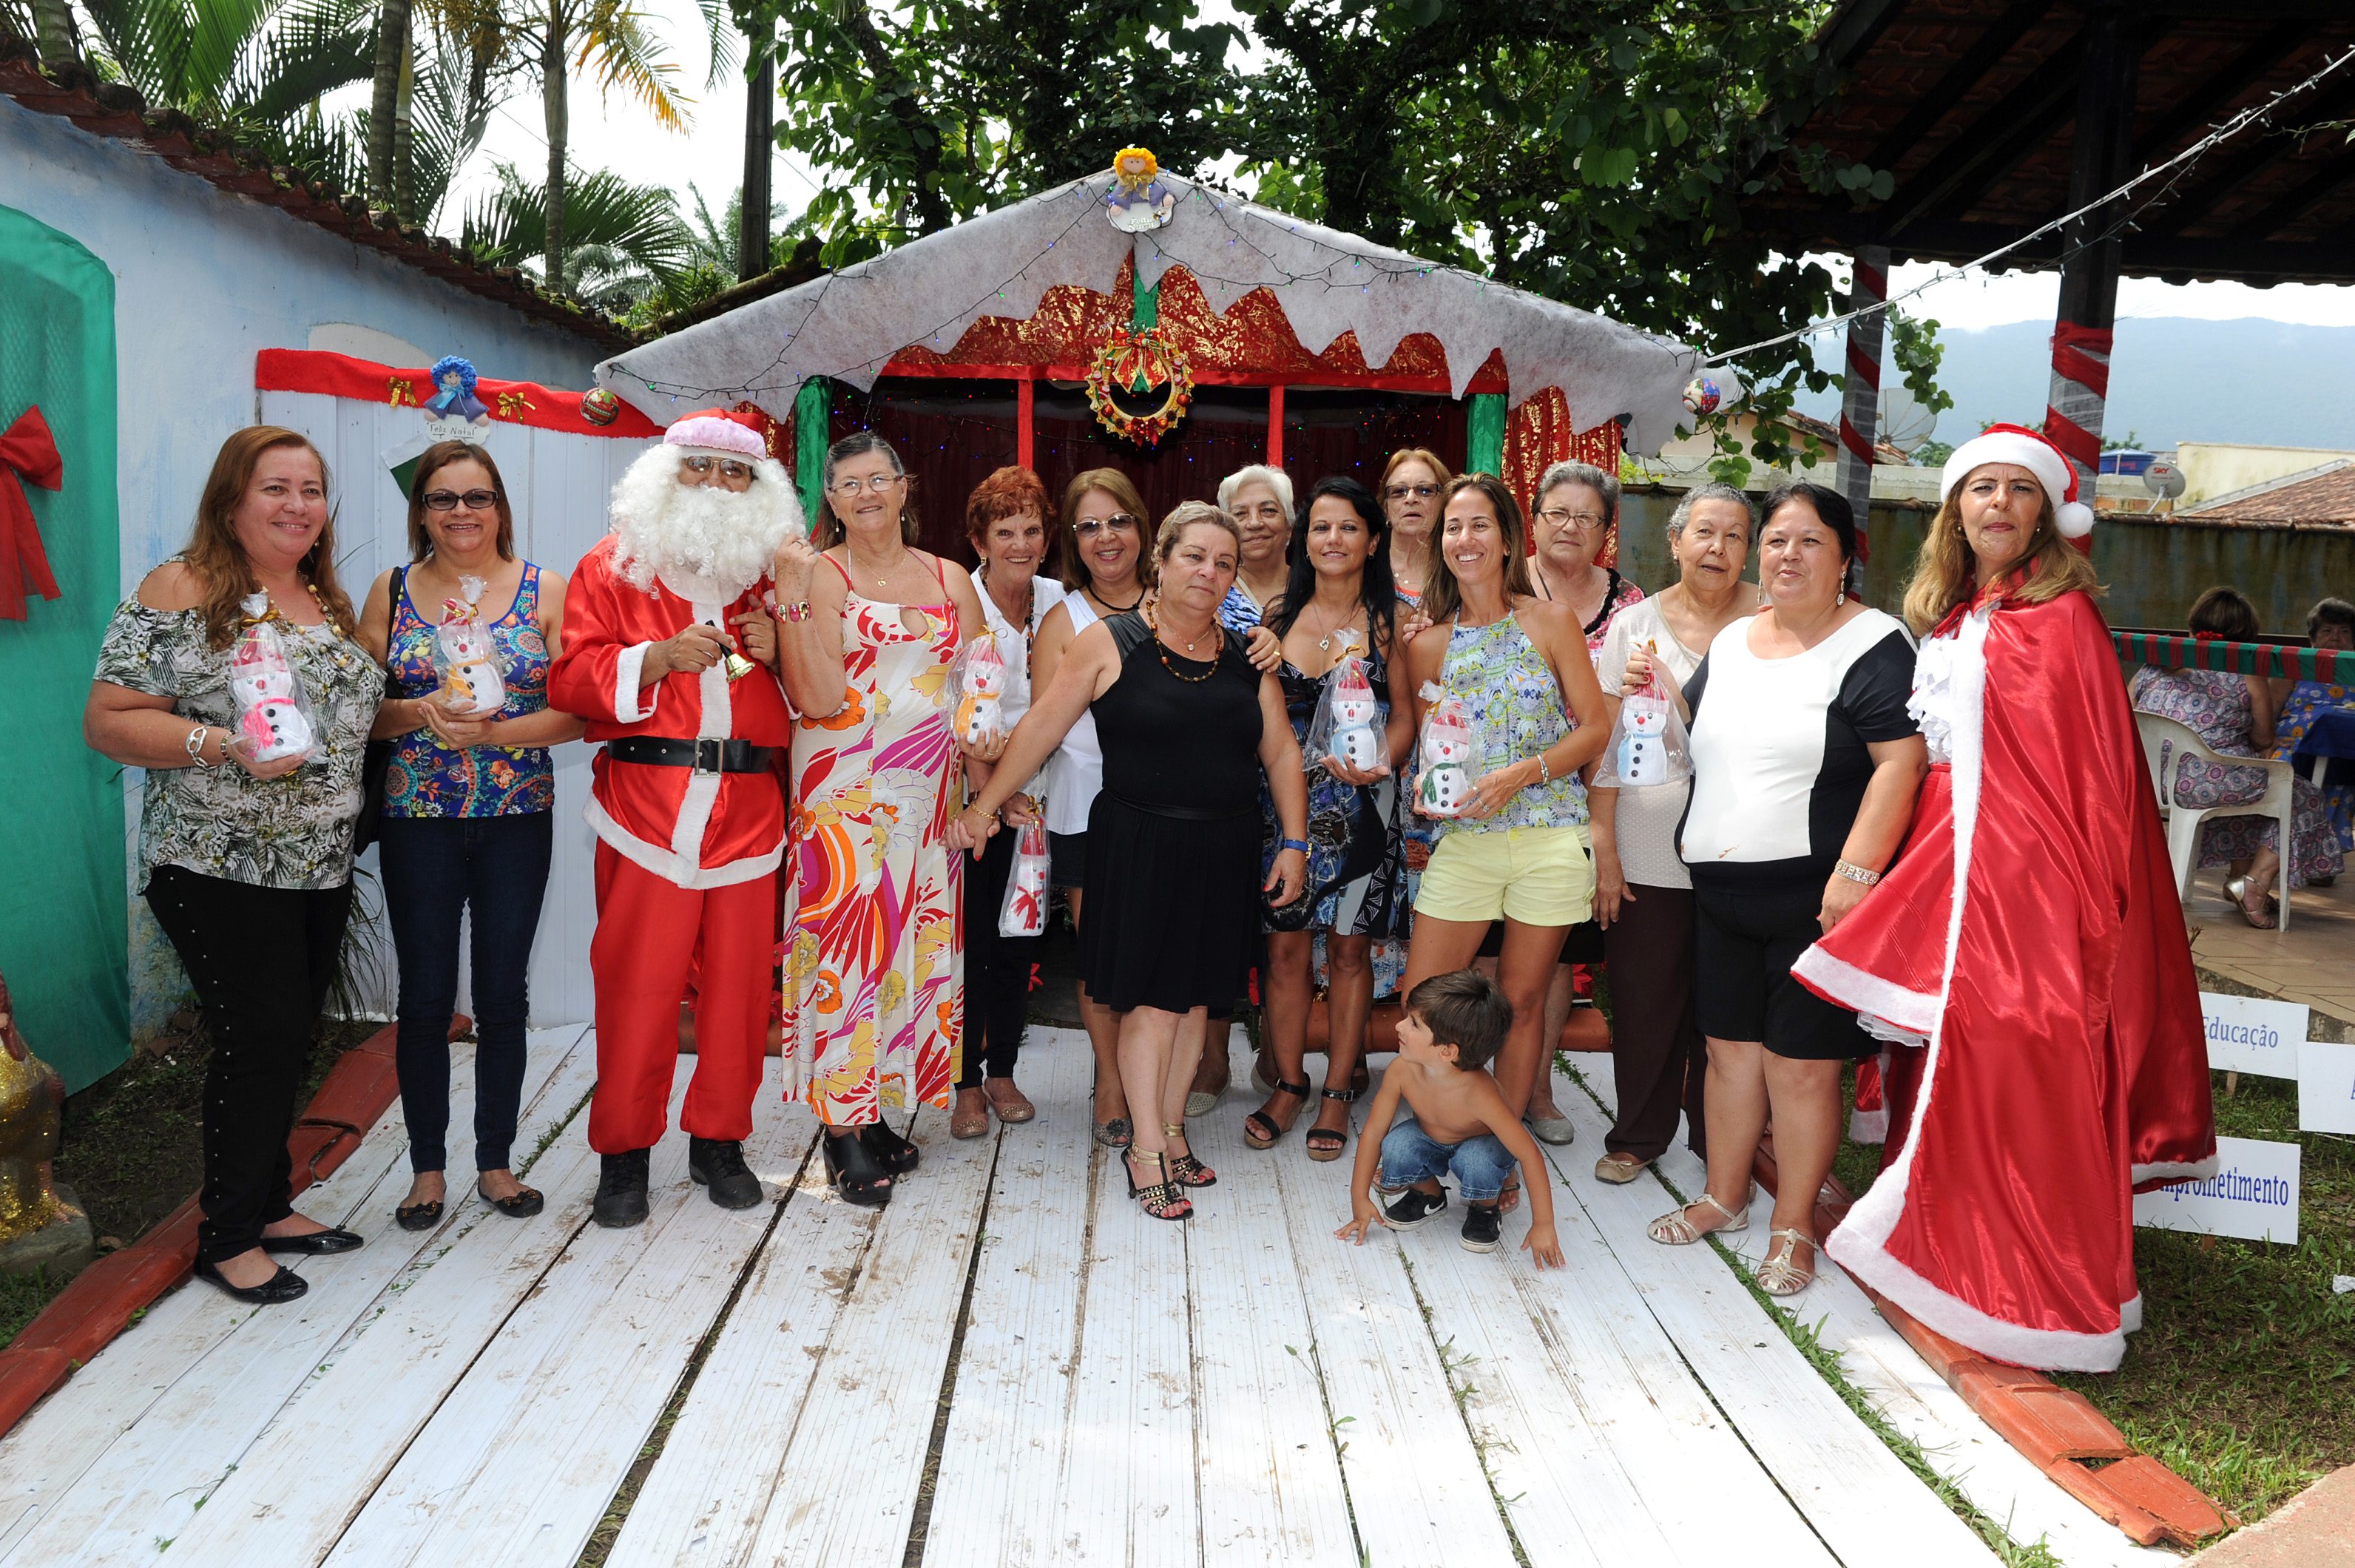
1162, 1122, 1217, 1188
1243, 1077, 1311, 1149
1305, 1087, 1356, 1164
1124, 1149, 1192, 1220
824, 1129, 894, 1208
859, 1119, 921, 1175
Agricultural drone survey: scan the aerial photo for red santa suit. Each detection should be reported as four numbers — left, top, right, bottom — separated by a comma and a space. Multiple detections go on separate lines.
549, 533, 794, 1154
1793, 584, 2216, 1372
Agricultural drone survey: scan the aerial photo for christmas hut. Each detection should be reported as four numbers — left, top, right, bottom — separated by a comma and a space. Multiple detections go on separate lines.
595, 153, 1729, 558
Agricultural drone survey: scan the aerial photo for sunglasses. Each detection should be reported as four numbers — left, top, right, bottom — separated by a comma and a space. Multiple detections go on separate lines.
423, 489, 499, 512
1385, 483, 1439, 502
1073, 514, 1139, 538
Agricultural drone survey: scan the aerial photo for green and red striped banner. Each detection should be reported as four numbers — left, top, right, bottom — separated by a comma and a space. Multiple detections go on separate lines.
2113, 632, 2348, 683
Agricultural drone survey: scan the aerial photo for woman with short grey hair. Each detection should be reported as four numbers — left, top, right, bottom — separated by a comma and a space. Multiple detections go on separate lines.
1588, 481, 1760, 1185
1530, 460, 1643, 655
1217, 464, 1295, 629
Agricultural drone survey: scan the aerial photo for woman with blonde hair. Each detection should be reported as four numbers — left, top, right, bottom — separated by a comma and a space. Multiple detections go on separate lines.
1791, 425, 2215, 1371
955, 502, 1311, 1220
86, 428, 385, 1303
1380, 447, 1450, 606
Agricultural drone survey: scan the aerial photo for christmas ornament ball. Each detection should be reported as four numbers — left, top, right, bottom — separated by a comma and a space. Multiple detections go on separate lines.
1682, 376, 1722, 417
580, 388, 621, 427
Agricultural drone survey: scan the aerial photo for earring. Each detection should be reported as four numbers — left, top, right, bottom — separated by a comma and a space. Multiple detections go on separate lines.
1837, 588, 1846, 608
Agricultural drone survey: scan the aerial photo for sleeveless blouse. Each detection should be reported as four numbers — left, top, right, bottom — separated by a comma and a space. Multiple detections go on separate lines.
1437, 611, 1589, 834
385, 564, 555, 817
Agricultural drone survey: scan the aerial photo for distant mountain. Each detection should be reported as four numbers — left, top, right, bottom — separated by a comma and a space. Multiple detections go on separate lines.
1794, 317, 2355, 455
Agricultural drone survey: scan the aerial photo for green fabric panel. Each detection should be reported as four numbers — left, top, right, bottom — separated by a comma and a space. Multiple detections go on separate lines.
794, 376, 830, 527
1132, 281, 1159, 331
0, 205, 126, 1090
1467, 392, 1506, 476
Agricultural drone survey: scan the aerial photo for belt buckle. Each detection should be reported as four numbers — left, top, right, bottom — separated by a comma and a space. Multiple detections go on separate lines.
695, 738, 723, 774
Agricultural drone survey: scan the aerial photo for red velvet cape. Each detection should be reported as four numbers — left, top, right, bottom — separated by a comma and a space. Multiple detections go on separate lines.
1793, 589, 2215, 1372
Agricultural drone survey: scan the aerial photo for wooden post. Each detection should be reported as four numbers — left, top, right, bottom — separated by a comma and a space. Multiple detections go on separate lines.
1837, 246, 1888, 592
1267, 383, 1285, 468
2044, 1, 2139, 503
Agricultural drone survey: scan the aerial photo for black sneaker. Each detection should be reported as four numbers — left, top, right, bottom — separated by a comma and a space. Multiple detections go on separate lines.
1382, 1187, 1448, 1229
689, 1137, 764, 1209
1461, 1203, 1503, 1253
592, 1148, 651, 1229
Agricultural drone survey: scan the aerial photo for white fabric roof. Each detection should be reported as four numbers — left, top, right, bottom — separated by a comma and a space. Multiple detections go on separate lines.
597, 171, 1727, 455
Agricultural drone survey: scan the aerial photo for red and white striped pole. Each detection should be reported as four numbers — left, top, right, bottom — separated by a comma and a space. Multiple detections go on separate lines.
2042, 322, 2112, 531
1836, 248, 1888, 595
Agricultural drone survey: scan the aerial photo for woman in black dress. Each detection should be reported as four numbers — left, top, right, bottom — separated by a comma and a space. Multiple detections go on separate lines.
956, 502, 1311, 1220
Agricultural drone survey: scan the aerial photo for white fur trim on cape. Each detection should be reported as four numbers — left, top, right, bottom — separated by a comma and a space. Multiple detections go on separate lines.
613, 641, 655, 726
582, 795, 782, 891
2134, 1156, 2221, 1186
1791, 946, 1939, 1038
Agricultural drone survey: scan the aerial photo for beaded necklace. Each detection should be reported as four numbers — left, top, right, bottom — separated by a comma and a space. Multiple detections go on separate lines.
1146, 604, 1222, 683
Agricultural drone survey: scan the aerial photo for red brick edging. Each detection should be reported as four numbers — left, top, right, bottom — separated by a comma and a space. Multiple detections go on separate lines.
0, 1015, 465, 1439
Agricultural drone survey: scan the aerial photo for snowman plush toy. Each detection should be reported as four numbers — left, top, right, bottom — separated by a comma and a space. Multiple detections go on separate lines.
229, 626, 317, 763
1323, 658, 1386, 774
1415, 696, 1479, 817
952, 633, 1008, 750
1614, 689, 1673, 786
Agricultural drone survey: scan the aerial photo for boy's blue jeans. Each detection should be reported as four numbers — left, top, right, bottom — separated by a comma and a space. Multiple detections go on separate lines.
1379, 1116, 1516, 1203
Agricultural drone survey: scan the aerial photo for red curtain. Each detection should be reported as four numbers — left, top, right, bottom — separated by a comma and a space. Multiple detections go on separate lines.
1280, 390, 1467, 500
1032, 384, 1271, 530
827, 377, 1021, 567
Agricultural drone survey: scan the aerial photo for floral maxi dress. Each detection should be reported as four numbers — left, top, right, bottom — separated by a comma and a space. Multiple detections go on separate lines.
782, 578, 964, 1123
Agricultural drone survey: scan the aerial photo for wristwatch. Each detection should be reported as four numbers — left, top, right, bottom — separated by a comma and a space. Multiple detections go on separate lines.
1833, 859, 1882, 886
1280, 837, 1311, 855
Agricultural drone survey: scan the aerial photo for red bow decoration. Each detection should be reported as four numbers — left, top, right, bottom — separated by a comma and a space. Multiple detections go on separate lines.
0, 406, 64, 621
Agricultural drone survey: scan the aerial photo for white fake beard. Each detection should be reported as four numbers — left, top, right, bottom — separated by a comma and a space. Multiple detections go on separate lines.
609, 447, 801, 599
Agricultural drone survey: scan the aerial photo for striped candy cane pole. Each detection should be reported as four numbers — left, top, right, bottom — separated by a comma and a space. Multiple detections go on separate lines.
2044, 321, 2112, 552
1836, 247, 1888, 595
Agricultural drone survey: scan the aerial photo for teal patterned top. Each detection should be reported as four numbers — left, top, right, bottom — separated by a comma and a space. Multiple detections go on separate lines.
383, 564, 555, 817
1436, 610, 1589, 834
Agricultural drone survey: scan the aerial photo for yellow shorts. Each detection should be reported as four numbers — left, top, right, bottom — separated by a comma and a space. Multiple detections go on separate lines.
1414, 825, 1595, 927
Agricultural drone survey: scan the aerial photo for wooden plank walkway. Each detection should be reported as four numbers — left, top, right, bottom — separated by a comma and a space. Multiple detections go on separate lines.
0, 1027, 2143, 1567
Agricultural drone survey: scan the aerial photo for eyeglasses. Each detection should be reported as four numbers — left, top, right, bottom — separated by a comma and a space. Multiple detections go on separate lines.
1385, 483, 1439, 502
1537, 510, 1609, 533
1073, 513, 1139, 538
827, 473, 902, 496
423, 489, 499, 512
686, 457, 757, 481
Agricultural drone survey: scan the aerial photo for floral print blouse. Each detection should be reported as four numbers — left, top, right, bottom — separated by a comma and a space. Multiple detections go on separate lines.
384, 564, 556, 817
94, 599, 382, 890
1437, 611, 1589, 834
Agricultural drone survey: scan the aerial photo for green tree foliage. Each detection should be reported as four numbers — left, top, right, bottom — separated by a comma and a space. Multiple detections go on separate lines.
67, 0, 378, 149
460, 158, 696, 308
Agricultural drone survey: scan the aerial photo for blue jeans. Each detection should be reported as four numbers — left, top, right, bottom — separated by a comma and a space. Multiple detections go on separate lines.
379, 811, 553, 1173
1379, 1115, 1517, 1203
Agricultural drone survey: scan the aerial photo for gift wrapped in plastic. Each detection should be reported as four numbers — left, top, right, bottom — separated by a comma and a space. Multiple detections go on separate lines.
999, 818, 1052, 937
1591, 654, 1692, 789
228, 593, 323, 763
949, 632, 1009, 751
1304, 655, 1388, 775
1413, 686, 1484, 817
432, 575, 510, 716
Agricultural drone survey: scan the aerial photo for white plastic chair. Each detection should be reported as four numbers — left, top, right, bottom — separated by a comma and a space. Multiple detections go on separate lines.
2135, 712, 2296, 930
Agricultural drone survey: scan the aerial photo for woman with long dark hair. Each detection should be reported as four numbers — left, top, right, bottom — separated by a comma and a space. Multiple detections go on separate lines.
1243, 478, 1413, 1160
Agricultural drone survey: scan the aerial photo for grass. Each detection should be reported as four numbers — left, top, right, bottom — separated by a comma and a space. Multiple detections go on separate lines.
1833, 1064, 2355, 1524
0, 1012, 386, 1346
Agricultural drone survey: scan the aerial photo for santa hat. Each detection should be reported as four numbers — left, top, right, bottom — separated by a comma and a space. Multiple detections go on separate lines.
663, 407, 769, 463
1939, 423, 2095, 539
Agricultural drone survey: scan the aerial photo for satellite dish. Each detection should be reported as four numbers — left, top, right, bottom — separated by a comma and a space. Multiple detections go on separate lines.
1876, 387, 1936, 455
2143, 460, 2186, 500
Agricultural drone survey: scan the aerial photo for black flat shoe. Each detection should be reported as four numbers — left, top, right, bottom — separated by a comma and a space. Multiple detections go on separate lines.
394, 1199, 445, 1231
822, 1129, 893, 1208
858, 1120, 920, 1176
687, 1138, 763, 1209
194, 1255, 308, 1304
476, 1182, 544, 1218
593, 1149, 652, 1229
259, 1226, 364, 1256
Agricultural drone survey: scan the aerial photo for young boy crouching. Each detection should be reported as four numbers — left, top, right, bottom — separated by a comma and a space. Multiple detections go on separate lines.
1337, 970, 1565, 1266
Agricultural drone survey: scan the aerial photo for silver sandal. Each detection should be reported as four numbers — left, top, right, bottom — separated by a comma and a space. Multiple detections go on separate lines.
1756, 1228, 1818, 1296
1646, 1190, 1751, 1246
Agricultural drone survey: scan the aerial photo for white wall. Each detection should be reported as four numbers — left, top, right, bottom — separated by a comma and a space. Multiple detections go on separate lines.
262, 389, 655, 1032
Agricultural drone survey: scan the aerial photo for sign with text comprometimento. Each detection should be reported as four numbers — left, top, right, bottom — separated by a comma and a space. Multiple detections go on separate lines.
2133, 1137, 2300, 1245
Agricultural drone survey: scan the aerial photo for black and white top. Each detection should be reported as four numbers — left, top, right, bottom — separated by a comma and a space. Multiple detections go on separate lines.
1678, 608, 1917, 886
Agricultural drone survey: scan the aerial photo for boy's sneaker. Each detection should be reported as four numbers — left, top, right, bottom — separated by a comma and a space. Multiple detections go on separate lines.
1382, 1187, 1448, 1229
1461, 1203, 1503, 1253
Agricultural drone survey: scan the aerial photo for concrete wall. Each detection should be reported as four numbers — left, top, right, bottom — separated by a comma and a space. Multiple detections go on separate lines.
2177, 442, 2355, 507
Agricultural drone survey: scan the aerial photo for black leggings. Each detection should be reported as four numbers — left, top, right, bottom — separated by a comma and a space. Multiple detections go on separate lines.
958, 826, 1038, 1089
146, 865, 354, 1264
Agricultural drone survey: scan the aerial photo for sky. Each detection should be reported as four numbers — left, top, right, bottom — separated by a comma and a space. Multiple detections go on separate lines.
446, 0, 2355, 334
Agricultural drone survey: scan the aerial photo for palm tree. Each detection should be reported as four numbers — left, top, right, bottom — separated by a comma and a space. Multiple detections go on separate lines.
25, 0, 83, 66
365, 0, 412, 211
461, 158, 693, 309
289, 24, 510, 226
74, 0, 378, 150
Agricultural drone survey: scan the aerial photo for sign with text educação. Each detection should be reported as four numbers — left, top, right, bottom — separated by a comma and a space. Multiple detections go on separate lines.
2200, 993, 2306, 1079
2298, 1040, 2355, 1136
2134, 1137, 2300, 1245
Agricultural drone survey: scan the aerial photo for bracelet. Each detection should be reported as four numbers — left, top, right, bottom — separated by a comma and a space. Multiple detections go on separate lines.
1280, 837, 1311, 855
783, 600, 812, 623
1833, 859, 1882, 886
1537, 751, 1551, 785
185, 725, 214, 768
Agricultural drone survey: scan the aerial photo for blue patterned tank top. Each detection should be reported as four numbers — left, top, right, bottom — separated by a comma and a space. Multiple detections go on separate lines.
1437, 611, 1588, 833
384, 564, 555, 817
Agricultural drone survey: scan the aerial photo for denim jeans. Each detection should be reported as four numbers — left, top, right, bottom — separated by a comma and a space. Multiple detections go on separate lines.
1378, 1115, 1518, 1203
379, 811, 554, 1173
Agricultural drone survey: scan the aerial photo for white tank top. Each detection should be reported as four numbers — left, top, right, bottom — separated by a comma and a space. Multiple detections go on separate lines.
1046, 591, 1105, 836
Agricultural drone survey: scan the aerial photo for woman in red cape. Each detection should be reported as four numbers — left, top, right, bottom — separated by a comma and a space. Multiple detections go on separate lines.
1792, 425, 2215, 1373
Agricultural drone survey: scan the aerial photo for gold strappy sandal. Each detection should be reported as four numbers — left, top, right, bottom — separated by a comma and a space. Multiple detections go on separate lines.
1646, 1190, 1751, 1246
1756, 1229, 1818, 1296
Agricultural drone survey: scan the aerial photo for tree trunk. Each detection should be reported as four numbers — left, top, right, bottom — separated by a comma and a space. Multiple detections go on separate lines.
366, 0, 411, 209
27, 0, 81, 68
542, 7, 568, 293
391, 24, 416, 220
737, 40, 774, 280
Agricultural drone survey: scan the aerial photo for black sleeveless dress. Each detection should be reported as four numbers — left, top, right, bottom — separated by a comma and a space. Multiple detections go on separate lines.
1077, 612, 1265, 1013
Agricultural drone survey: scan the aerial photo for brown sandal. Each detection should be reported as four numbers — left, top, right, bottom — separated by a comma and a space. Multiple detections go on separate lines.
1305, 1087, 1355, 1163
1244, 1077, 1311, 1149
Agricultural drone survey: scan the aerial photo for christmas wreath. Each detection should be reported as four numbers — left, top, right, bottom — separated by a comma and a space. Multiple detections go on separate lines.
1084, 326, 1195, 447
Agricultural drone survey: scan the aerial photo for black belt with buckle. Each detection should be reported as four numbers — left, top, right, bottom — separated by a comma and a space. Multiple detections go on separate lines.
607, 737, 775, 774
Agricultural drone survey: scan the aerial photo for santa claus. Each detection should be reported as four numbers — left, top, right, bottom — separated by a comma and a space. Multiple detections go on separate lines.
548, 408, 803, 1228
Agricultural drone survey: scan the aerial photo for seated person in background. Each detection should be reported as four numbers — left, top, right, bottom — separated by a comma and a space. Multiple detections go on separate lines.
2129, 586, 2345, 925
2268, 595, 2355, 855
1337, 970, 1564, 1267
